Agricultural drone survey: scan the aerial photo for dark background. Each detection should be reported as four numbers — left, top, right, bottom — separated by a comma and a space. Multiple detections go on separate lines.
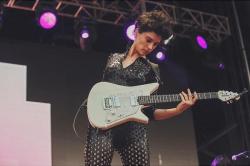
0, 1, 250, 165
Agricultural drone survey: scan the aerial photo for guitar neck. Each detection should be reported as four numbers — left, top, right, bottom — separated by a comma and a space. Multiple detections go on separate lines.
138, 92, 218, 105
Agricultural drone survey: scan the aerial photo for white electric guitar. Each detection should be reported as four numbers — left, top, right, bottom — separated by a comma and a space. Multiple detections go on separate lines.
87, 82, 242, 130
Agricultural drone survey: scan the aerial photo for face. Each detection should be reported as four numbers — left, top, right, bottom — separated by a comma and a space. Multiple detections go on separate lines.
133, 30, 162, 56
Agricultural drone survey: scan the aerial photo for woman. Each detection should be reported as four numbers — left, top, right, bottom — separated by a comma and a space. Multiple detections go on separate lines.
84, 10, 198, 166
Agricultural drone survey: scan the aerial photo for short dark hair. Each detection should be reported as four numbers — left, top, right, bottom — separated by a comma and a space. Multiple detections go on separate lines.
135, 10, 172, 40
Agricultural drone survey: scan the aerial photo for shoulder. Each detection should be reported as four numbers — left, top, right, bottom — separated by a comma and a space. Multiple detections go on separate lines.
146, 59, 159, 71
145, 59, 162, 84
106, 52, 126, 62
109, 52, 126, 59
147, 60, 159, 68
105, 52, 126, 68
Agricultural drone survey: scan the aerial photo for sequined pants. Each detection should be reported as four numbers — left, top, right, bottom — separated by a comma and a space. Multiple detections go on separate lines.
84, 122, 150, 166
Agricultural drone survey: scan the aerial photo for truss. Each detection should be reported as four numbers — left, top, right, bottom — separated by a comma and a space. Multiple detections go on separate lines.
3, 0, 231, 42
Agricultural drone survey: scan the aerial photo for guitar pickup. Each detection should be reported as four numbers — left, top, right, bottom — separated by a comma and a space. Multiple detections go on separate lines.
103, 96, 121, 109
103, 97, 112, 109
130, 95, 139, 106
112, 96, 121, 107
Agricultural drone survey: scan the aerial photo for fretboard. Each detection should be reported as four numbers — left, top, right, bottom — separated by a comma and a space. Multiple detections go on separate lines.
137, 92, 218, 105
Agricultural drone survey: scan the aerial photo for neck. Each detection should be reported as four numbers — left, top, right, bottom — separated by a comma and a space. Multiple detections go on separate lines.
137, 92, 219, 105
127, 43, 145, 59
127, 44, 137, 58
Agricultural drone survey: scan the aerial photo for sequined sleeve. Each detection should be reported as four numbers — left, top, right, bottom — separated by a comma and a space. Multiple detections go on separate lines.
102, 53, 124, 81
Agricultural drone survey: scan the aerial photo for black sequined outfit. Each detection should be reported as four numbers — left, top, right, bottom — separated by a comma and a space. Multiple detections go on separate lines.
84, 52, 160, 166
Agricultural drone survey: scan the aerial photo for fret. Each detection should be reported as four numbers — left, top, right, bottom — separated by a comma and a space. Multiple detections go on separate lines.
202, 93, 204, 99
176, 95, 180, 101
167, 95, 170, 102
157, 96, 160, 103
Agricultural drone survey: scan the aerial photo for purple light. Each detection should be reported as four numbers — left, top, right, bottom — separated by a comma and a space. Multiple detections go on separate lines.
126, 24, 135, 41
81, 30, 89, 39
196, 35, 208, 49
218, 63, 225, 70
156, 51, 166, 61
39, 11, 57, 30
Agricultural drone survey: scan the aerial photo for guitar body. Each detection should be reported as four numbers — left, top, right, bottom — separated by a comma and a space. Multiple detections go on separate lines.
87, 82, 159, 130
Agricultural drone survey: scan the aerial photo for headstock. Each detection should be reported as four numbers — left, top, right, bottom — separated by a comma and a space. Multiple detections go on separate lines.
217, 90, 240, 104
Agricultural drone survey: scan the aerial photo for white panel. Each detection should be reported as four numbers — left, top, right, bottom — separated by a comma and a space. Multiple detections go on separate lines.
0, 62, 52, 166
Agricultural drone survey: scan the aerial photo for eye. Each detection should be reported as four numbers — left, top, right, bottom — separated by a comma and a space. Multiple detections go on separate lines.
153, 43, 159, 47
146, 39, 152, 43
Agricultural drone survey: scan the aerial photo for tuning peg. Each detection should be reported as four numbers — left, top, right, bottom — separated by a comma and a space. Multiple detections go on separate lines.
236, 97, 240, 100
226, 100, 234, 104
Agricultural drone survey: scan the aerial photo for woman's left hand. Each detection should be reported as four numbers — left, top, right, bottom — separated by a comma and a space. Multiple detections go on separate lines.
176, 88, 198, 113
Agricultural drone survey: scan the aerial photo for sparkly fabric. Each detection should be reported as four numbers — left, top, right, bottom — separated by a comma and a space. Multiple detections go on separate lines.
84, 52, 160, 166
102, 52, 158, 86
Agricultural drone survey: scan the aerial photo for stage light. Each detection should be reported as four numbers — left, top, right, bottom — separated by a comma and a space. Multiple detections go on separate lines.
74, 17, 97, 51
126, 23, 136, 41
163, 34, 174, 46
218, 63, 225, 70
155, 51, 167, 61
156, 51, 165, 60
211, 154, 232, 166
80, 27, 90, 39
37, 9, 57, 30
196, 35, 208, 49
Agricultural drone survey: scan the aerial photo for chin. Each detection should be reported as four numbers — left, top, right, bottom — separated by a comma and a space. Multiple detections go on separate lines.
139, 50, 147, 56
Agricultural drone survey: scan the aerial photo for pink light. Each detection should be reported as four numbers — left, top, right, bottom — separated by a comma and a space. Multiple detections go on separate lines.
196, 35, 208, 49
126, 24, 135, 40
39, 12, 57, 30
